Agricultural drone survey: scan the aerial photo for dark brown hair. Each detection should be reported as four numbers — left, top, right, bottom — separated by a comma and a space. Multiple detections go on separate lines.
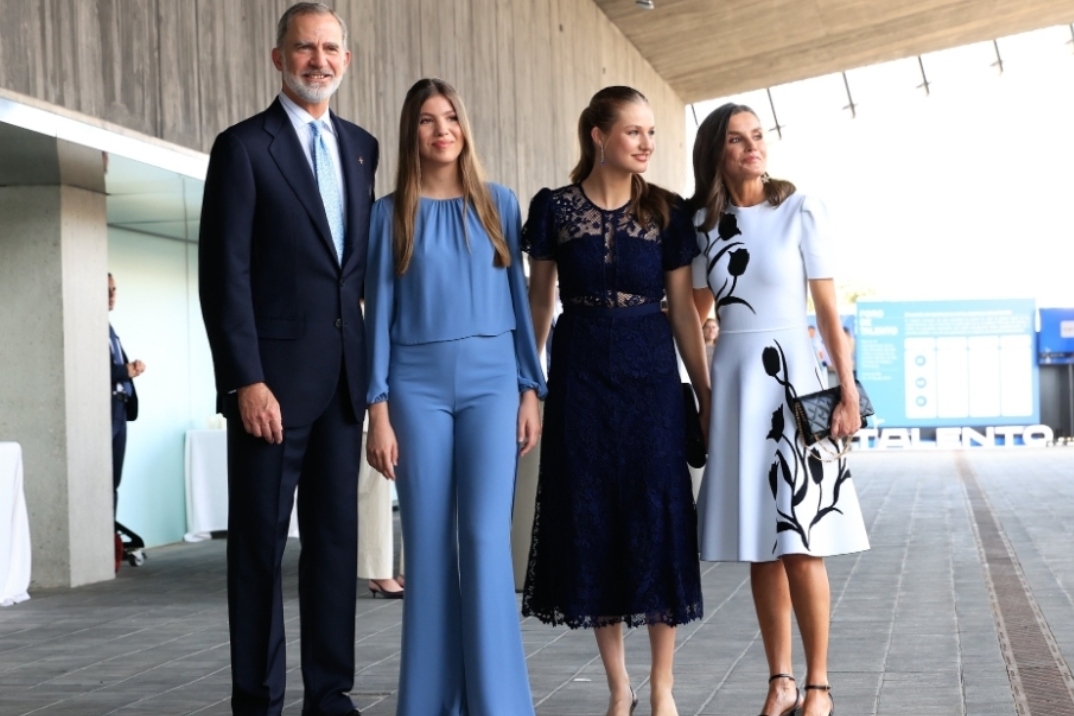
391, 78, 509, 275
570, 86, 672, 231
689, 103, 796, 234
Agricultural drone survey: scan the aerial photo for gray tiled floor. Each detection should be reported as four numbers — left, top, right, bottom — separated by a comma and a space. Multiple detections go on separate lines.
2, 449, 1073, 715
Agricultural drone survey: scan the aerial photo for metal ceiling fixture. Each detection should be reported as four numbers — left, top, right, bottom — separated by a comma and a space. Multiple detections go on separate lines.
635, 0, 655, 9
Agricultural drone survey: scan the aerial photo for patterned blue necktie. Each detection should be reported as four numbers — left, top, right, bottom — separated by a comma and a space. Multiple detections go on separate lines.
310, 119, 344, 264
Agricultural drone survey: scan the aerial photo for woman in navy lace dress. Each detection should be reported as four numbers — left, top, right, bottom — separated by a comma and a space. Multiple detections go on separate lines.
522, 86, 709, 716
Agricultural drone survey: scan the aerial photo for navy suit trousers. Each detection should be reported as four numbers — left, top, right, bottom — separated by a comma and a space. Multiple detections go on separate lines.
111, 397, 127, 511
226, 371, 362, 716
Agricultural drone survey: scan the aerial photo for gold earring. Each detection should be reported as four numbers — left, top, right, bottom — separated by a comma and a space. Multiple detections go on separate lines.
600, 144, 606, 166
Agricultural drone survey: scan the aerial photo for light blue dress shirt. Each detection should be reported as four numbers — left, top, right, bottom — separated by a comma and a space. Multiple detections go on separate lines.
365, 183, 547, 404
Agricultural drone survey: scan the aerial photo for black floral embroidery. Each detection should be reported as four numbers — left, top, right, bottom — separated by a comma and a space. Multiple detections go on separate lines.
701, 212, 755, 318
727, 248, 750, 276
718, 212, 741, 240
762, 342, 853, 553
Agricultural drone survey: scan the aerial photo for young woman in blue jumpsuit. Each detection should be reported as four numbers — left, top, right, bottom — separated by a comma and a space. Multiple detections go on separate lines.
364, 78, 546, 716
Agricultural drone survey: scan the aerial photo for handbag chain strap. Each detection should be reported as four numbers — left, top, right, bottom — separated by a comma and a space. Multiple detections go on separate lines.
806, 437, 853, 463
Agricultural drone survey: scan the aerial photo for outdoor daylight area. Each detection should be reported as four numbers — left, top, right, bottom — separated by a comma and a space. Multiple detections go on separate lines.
687, 24, 1074, 308
2, 3, 1074, 716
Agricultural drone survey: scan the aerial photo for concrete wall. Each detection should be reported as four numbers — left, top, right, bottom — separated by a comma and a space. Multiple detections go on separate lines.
0, 0, 686, 585
0, 0, 687, 200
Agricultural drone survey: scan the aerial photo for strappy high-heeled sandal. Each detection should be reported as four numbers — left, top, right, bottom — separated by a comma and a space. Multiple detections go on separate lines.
804, 684, 834, 716
759, 673, 802, 716
606, 688, 638, 716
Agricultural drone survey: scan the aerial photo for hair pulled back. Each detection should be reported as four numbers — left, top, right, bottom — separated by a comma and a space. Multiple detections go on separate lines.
571, 86, 671, 231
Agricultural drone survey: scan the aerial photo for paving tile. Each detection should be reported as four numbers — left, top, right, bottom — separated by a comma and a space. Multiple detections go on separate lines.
6, 451, 1074, 715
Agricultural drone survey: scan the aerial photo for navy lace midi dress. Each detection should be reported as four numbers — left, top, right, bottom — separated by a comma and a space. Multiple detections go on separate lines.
521, 184, 703, 628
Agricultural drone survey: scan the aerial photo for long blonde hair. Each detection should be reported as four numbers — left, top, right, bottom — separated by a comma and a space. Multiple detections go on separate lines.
688, 103, 796, 234
570, 86, 672, 231
391, 78, 509, 275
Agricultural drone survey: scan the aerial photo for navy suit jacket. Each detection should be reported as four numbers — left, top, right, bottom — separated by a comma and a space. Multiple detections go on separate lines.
109, 326, 139, 421
198, 98, 378, 427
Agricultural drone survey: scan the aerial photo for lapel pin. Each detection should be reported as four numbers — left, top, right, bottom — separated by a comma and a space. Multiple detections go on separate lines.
358, 156, 364, 165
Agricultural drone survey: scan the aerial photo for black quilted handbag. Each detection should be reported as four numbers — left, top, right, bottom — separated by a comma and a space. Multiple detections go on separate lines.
682, 383, 707, 469
791, 379, 874, 448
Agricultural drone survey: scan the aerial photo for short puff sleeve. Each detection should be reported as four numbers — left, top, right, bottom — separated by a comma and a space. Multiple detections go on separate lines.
799, 195, 835, 279
661, 199, 701, 272
521, 187, 555, 260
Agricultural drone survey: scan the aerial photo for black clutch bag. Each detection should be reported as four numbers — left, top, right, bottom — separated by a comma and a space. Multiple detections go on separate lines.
682, 383, 707, 469
791, 379, 874, 447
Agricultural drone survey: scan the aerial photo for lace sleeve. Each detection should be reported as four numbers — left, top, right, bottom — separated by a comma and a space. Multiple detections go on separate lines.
661, 199, 701, 271
521, 187, 555, 260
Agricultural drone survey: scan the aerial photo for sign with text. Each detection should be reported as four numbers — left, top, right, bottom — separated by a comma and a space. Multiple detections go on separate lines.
855, 299, 1039, 427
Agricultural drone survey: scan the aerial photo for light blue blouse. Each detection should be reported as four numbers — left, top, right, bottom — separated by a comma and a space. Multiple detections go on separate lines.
365, 183, 547, 404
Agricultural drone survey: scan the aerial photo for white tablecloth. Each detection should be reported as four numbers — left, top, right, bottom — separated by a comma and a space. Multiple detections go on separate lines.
184, 430, 298, 541
0, 442, 31, 606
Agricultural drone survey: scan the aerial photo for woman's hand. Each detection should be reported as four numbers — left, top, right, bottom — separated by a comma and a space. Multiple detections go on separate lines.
697, 391, 711, 446
808, 278, 859, 443
367, 403, 399, 480
517, 390, 542, 457
829, 384, 861, 440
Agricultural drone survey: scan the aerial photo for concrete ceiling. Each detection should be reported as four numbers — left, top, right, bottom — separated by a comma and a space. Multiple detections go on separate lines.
0, 93, 204, 243
106, 154, 202, 243
596, 0, 1074, 103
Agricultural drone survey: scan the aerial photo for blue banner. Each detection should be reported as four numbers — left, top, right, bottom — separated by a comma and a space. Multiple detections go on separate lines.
1039, 308, 1074, 365
856, 299, 1039, 428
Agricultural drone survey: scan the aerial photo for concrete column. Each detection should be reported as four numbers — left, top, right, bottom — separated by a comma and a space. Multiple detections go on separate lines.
0, 140, 113, 588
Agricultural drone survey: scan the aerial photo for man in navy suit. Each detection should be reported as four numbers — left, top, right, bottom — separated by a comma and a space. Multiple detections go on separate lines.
108, 273, 144, 511
198, 4, 377, 715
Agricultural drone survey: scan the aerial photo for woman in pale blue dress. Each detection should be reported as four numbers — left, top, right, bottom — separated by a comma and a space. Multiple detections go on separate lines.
364, 78, 546, 716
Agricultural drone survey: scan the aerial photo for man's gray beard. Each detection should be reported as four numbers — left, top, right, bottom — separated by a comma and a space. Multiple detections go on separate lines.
283, 69, 342, 105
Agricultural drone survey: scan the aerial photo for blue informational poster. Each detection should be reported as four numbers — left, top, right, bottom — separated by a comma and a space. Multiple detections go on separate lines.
855, 299, 1039, 428
1038, 308, 1074, 365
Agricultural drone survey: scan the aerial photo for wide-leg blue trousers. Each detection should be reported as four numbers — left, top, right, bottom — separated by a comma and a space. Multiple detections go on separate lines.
389, 332, 535, 716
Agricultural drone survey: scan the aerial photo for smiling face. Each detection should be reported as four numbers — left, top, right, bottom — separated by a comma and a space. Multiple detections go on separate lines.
703, 318, 717, 343
417, 94, 464, 169
595, 100, 655, 175
720, 110, 767, 184
272, 11, 350, 114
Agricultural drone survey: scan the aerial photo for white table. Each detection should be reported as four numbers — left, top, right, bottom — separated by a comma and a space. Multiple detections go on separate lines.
0, 442, 31, 606
184, 430, 298, 541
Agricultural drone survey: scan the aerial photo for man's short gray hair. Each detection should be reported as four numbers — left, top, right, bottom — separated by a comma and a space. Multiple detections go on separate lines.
276, 3, 349, 49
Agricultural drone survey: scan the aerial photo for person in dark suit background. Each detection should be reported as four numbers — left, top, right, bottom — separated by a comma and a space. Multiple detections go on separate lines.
198, 4, 377, 715
108, 273, 144, 511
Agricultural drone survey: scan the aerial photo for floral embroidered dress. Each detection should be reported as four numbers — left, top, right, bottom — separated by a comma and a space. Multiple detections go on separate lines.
521, 184, 703, 628
693, 193, 870, 562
